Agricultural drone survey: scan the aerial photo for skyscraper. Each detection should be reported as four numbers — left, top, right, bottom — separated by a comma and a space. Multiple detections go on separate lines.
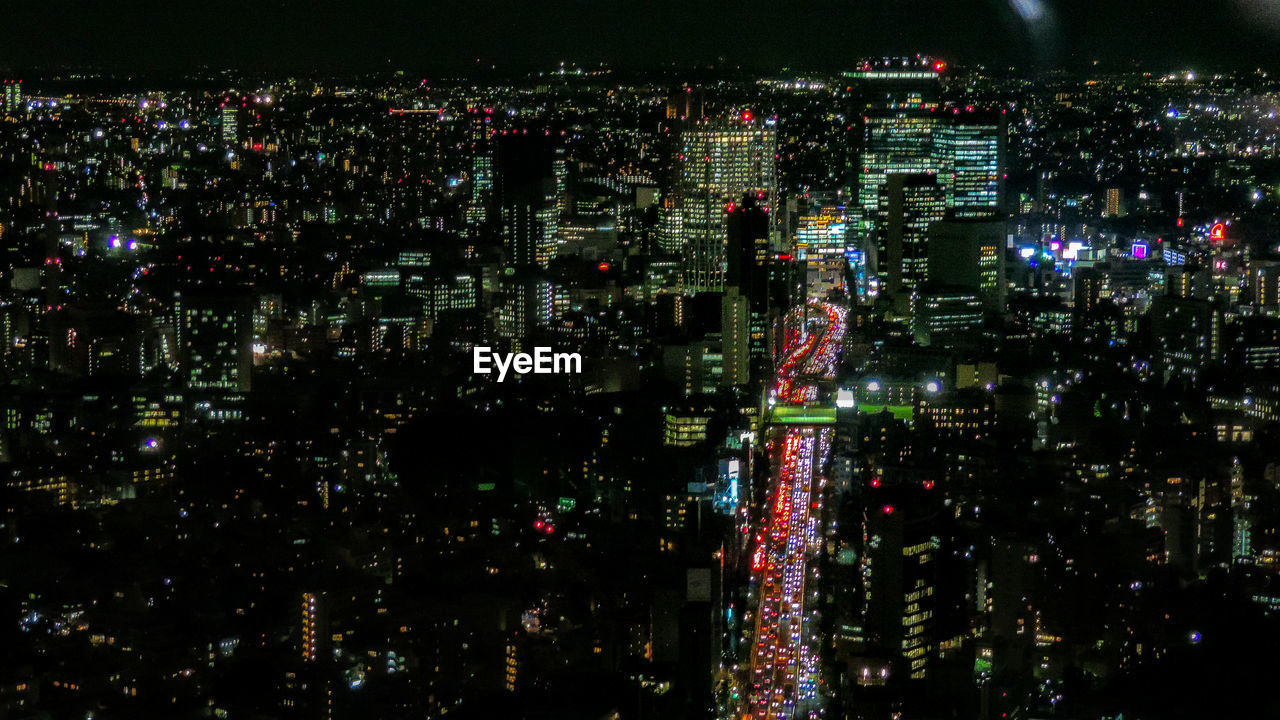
859, 110, 943, 234
493, 129, 561, 351
220, 105, 239, 147
726, 194, 771, 369
669, 115, 776, 292
1253, 261, 1280, 311
2, 79, 21, 115
720, 289, 750, 387
300, 591, 326, 662
862, 499, 939, 680
878, 173, 946, 304
1104, 187, 1124, 217
938, 109, 1004, 218
465, 107, 496, 234
1150, 295, 1223, 383
795, 202, 851, 293
843, 58, 943, 114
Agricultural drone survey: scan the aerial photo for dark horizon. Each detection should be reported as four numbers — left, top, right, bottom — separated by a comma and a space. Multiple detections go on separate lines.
3, 0, 1280, 77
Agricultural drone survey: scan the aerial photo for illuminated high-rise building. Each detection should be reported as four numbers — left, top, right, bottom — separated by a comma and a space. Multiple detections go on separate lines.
862, 498, 939, 680
848, 58, 944, 227
720, 288, 750, 387
1230, 460, 1254, 563
860, 110, 1004, 229
795, 203, 851, 296
666, 86, 705, 121
499, 183, 559, 270
726, 194, 771, 369
1253, 261, 1280, 311
843, 58, 943, 113
497, 279, 556, 351
2, 79, 21, 115
859, 110, 942, 233
877, 173, 946, 303
465, 107, 495, 233
1104, 187, 1124, 217
938, 110, 1004, 218
496, 128, 561, 268
492, 128, 562, 350
668, 114, 776, 292
220, 105, 239, 147
300, 591, 325, 662
913, 289, 983, 348
426, 272, 479, 321
1150, 296, 1223, 383
552, 145, 568, 219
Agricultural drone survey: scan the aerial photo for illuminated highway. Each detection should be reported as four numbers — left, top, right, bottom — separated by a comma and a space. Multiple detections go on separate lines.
745, 300, 846, 719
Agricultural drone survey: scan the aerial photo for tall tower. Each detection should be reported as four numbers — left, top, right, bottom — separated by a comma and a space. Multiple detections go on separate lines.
938, 109, 1004, 219
1104, 187, 1124, 217
2, 79, 22, 115
859, 110, 943, 234
848, 57, 944, 234
300, 591, 325, 662
220, 104, 239, 148
41, 159, 62, 313
720, 289, 750, 387
878, 173, 946, 305
465, 107, 496, 234
726, 194, 771, 368
862, 500, 939, 680
671, 114, 776, 293
495, 129, 559, 350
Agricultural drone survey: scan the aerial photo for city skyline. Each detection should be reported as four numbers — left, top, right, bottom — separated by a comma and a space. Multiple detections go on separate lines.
4, 25, 1280, 720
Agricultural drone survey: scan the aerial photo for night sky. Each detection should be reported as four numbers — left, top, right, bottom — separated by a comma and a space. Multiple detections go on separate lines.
2, 0, 1280, 74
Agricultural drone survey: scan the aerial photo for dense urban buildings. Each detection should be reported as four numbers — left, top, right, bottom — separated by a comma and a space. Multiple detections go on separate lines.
3, 37, 1280, 720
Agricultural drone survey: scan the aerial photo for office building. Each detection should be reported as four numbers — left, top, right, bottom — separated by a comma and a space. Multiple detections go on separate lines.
176, 289, 253, 394
726, 194, 772, 368
927, 219, 1006, 311
878, 173, 946, 304
721, 288, 750, 387
220, 105, 239, 147
668, 115, 776, 292
859, 111, 943, 234
938, 110, 1004, 218
2, 79, 21, 115
862, 499, 939, 680
913, 289, 983, 347
466, 107, 496, 233
1150, 296, 1223, 383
